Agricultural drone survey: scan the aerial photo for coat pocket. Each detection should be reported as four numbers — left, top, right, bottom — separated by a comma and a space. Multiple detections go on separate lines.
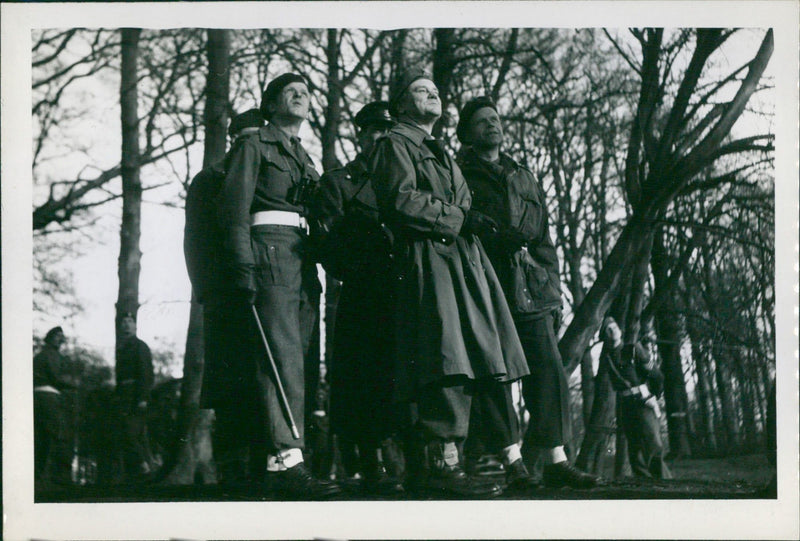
252, 236, 289, 288
510, 249, 560, 314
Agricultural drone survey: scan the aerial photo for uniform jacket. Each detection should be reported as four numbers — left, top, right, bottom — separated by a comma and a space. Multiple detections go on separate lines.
115, 336, 154, 406
33, 344, 71, 391
309, 154, 398, 439
371, 121, 528, 399
601, 342, 664, 397
310, 153, 393, 282
458, 148, 562, 318
216, 123, 320, 293
184, 159, 225, 303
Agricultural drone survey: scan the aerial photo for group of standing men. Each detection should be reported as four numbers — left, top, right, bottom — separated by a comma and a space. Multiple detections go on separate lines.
187, 68, 604, 500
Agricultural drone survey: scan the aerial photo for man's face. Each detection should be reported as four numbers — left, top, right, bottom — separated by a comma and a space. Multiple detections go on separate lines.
357, 124, 391, 155
121, 316, 137, 338
271, 82, 310, 122
603, 319, 622, 344
468, 107, 504, 150
50, 331, 65, 350
399, 78, 441, 121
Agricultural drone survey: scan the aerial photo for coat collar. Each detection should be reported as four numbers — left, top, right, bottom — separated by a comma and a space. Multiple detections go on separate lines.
260, 122, 306, 164
392, 120, 436, 147
460, 147, 518, 172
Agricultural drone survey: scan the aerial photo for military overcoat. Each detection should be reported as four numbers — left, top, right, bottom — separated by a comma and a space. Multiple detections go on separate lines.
370, 121, 528, 400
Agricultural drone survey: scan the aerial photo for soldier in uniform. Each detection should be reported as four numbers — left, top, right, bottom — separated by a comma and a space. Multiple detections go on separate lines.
456, 96, 599, 488
33, 326, 74, 486
185, 109, 265, 488
370, 70, 532, 498
309, 101, 403, 494
601, 317, 671, 479
115, 312, 155, 481
211, 73, 339, 499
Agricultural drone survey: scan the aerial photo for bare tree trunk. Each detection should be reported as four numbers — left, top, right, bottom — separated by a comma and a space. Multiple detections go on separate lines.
116, 28, 143, 333
651, 232, 692, 457
321, 29, 342, 171
166, 28, 230, 485
713, 354, 739, 452
431, 28, 457, 138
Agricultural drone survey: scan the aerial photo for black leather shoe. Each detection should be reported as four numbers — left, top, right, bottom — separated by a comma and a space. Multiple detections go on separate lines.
505, 459, 539, 491
264, 463, 342, 500
542, 461, 600, 489
425, 464, 503, 498
362, 464, 405, 496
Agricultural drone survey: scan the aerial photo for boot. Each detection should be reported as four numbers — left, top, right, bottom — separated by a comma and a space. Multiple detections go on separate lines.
263, 462, 342, 500
424, 441, 502, 499
505, 459, 539, 491
542, 461, 600, 489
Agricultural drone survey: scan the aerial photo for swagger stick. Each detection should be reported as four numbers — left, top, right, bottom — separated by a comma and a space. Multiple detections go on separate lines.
251, 305, 301, 440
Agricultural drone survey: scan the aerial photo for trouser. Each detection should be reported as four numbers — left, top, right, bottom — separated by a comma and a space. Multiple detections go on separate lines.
117, 386, 153, 476
618, 395, 671, 479
34, 390, 72, 483
464, 380, 521, 460
516, 313, 571, 449
416, 377, 518, 454
250, 225, 315, 451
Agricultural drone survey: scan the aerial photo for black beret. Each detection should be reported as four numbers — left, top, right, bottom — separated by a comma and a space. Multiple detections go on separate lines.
456, 96, 498, 144
44, 326, 64, 343
354, 101, 394, 130
260, 73, 307, 120
229, 109, 264, 137
389, 68, 433, 117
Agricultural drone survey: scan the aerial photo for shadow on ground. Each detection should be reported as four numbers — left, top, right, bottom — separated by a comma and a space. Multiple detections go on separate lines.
36, 454, 776, 503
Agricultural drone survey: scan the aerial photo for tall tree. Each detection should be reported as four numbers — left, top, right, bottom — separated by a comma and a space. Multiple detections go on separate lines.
116, 28, 143, 333
165, 29, 231, 485
559, 28, 773, 374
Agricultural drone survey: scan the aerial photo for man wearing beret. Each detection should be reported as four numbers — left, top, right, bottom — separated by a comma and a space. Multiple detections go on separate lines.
370, 70, 533, 498
601, 317, 671, 479
115, 312, 155, 481
186, 109, 268, 488
456, 96, 599, 488
211, 73, 339, 499
309, 101, 404, 494
34, 326, 75, 486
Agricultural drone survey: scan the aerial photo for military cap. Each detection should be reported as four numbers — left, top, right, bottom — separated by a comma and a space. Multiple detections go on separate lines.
228, 108, 264, 137
389, 68, 433, 117
44, 326, 64, 344
260, 73, 308, 120
354, 101, 394, 130
456, 96, 498, 144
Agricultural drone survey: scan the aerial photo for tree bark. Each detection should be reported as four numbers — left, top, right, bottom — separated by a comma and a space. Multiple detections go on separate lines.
165, 28, 230, 485
651, 231, 693, 457
431, 28, 457, 138
116, 27, 143, 335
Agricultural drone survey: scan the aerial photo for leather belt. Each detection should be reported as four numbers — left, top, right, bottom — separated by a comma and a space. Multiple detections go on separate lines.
251, 210, 307, 229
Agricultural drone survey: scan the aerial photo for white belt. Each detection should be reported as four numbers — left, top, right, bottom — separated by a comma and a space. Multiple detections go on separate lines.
251, 210, 307, 229
34, 385, 61, 394
621, 383, 651, 398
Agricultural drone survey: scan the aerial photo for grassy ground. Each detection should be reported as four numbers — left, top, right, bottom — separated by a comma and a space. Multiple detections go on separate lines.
36, 453, 775, 502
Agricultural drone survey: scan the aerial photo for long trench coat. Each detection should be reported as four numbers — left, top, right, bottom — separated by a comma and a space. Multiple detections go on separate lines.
370, 121, 528, 400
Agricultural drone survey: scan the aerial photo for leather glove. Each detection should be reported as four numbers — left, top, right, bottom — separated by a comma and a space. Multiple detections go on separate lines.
497, 227, 527, 253
461, 210, 499, 238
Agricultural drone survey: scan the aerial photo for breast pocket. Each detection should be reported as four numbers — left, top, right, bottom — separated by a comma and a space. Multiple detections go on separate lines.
511, 249, 559, 313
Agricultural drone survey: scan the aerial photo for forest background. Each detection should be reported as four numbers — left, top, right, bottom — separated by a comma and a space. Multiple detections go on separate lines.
4, 1, 796, 540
